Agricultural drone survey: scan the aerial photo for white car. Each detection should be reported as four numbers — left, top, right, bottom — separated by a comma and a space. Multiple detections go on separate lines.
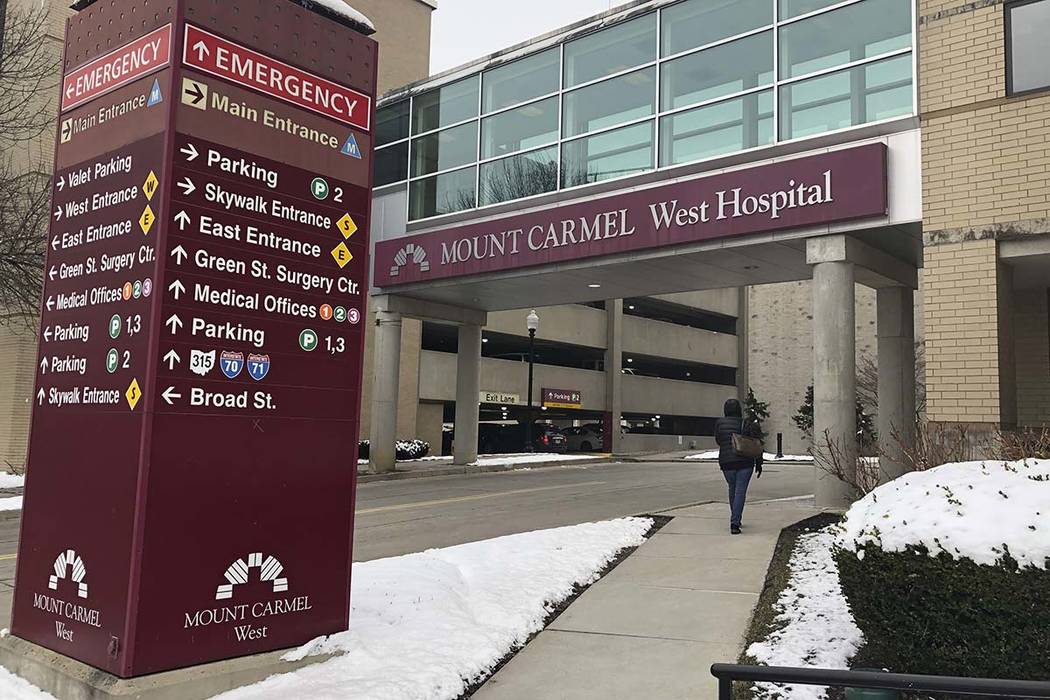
563, 426, 603, 452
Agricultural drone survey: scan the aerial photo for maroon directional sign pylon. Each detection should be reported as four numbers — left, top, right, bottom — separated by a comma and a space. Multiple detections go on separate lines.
12, 0, 376, 677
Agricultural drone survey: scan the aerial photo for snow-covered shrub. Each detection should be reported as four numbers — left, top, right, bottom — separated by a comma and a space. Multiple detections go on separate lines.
834, 459, 1050, 679
396, 439, 430, 460
357, 439, 431, 461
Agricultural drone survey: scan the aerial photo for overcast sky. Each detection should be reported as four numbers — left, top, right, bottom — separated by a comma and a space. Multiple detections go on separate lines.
430, 0, 614, 74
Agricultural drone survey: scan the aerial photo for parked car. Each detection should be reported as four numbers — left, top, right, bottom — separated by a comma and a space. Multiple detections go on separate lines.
530, 424, 568, 453
474, 422, 567, 453
563, 425, 604, 452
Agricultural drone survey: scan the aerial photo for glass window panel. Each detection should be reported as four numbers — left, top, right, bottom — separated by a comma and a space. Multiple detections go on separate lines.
479, 147, 559, 206
779, 0, 912, 79
780, 53, 913, 140
660, 90, 773, 166
661, 0, 772, 56
564, 13, 656, 88
411, 121, 478, 178
483, 49, 560, 113
1008, 0, 1050, 94
412, 77, 479, 134
661, 31, 773, 110
376, 100, 410, 146
780, 0, 841, 20
561, 121, 654, 188
375, 142, 409, 187
563, 67, 656, 138
481, 96, 559, 159
409, 167, 477, 220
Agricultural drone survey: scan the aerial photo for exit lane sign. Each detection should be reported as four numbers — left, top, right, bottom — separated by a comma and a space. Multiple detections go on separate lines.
182, 24, 372, 131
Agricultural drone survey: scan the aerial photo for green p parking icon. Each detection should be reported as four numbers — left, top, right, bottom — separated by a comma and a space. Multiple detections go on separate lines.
109, 314, 122, 339
299, 328, 319, 352
106, 349, 119, 374
310, 177, 329, 200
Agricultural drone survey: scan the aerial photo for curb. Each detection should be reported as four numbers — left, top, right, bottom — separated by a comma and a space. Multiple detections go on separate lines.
357, 456, 613, 483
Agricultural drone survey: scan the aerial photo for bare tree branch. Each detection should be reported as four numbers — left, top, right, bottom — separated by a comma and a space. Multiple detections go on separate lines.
0, 6, 60, 327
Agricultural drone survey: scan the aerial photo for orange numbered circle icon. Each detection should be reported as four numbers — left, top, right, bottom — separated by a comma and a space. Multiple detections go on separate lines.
122, 282, 133, 300
320, 304, 333, 321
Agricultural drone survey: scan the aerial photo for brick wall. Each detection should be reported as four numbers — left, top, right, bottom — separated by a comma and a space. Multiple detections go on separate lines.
921, 0, 1050, 234
920, 0, 1050, 429
922, 240, 1006, 423
748, 280, 878, 454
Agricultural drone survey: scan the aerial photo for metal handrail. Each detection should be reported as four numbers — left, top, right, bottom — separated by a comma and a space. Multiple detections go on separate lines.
711, 663, 1050, 699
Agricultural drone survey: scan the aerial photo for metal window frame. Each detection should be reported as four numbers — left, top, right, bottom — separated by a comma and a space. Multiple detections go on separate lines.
396, 0, 917, 223
480, 46, 562, 116
1005, 0, 1050, 97
479, 95, 561, 162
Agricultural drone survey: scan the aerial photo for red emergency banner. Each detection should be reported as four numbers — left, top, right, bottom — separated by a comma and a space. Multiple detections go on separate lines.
62, 25, 172, 111
182, 24, 372, 130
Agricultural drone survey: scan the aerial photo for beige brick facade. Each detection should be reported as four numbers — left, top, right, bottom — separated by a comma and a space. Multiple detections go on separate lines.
922, 240, 1006, 423
920, 0, 1050, 429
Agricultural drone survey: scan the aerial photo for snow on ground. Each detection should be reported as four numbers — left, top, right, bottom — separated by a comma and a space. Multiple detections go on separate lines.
0, 496, 23, 511
0, 473, 24, 489
748, 529, 863, 700
216, 518, 652, 700
686, 451, 814, 462
360, 454, 596, 468
472, 453, 596, 467
838, 459, 1050, 569
0, 664, 55, 699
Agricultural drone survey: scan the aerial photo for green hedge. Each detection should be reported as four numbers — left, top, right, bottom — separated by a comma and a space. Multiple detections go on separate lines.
835, 544, 1050, 680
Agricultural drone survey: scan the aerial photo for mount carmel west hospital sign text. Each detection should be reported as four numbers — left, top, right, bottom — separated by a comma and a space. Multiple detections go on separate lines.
375, 144, 887, 287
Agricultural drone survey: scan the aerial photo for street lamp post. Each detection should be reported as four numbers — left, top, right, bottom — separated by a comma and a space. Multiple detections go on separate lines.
525, 309, 539, 453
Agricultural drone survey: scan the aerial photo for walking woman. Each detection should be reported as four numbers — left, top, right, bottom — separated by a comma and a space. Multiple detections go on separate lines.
714, 398, 763, 534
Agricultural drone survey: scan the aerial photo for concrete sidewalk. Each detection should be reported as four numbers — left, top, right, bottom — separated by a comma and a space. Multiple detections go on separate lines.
474, 498, 824, 699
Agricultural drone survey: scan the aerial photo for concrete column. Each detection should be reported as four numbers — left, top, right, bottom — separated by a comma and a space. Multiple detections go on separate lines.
876, 286, 916, 483
605, 299, 624, 453
813, 261, 857, 509
453, 324, 482, 465
369, 310, 402, 474
737, 287, 749, 402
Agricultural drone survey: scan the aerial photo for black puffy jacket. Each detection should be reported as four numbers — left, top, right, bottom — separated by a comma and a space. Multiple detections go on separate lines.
714, 415, 763, 471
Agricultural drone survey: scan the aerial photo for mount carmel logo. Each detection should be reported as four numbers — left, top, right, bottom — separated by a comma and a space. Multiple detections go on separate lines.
32, 548, 102, 642
185, 552, 312, 642
389, 243, 430, 278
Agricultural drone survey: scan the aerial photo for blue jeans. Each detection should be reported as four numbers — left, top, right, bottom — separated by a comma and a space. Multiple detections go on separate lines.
722, 467, 754, 528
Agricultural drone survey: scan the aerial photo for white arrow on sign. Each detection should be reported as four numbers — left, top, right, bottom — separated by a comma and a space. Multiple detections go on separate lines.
170, 245, 188, 265
180, 143, 199, 162
174, 210, 191, 231
51, 237, 60, 252
53, 207, 62, 222
192, 40, 210, 61
36, 388, 45, 406
49, 266, 57, 281
56, 175, 65, 192
165, 313, 183, 334
43, 328, 52, 342
162, 386, 182, 405
45, 297, 54, 311
39, 357, 49, 374
168, 279, 186, 300
177, 177, 196, 196
163, 349, 181, 370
